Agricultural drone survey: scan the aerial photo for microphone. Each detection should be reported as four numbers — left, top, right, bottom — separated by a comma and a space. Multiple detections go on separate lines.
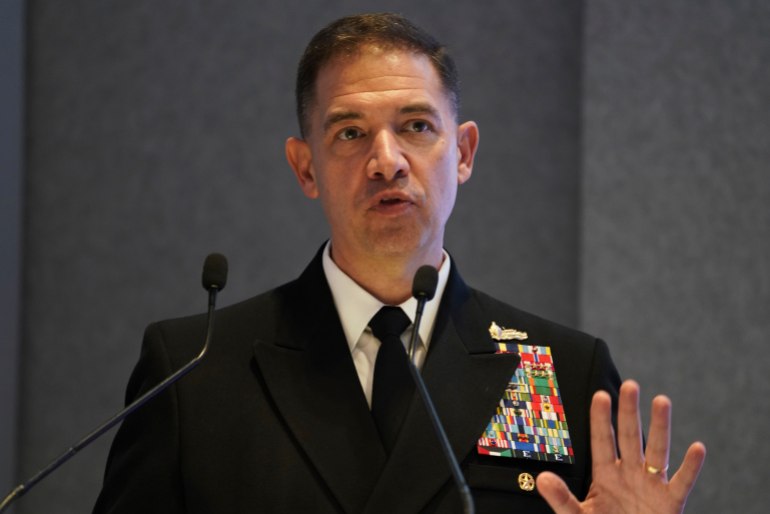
0, 253, 228, 513
406, 265, 475, 514
202, 252, 228, 294
407, 265, 438, 361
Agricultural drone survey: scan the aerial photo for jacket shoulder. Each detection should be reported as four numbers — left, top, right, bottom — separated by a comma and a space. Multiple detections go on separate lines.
143, 278, 302, 365
465, 287, 600, 349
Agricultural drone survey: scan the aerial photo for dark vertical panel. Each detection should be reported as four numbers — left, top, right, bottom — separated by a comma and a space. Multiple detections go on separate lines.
0, 0, 25, 501
436, 2, 583, 327
582, 2, 770, 512
21, 1, 581, 512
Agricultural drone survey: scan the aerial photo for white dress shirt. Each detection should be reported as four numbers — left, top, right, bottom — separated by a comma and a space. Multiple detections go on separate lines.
321, 242, 451, 407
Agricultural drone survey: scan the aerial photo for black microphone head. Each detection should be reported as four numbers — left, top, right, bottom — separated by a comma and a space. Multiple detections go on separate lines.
412, 265, 439, 301
202, 253, 228, 292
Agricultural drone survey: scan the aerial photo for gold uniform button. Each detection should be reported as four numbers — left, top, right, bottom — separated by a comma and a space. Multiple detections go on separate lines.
518, 472, 536, 492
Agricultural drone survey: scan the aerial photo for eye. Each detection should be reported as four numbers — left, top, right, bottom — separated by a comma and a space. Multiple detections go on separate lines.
404, 120, 432, 133
336, 127, 365, 141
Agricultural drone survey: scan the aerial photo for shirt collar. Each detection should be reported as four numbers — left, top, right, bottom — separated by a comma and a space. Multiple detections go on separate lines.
321, 241, 451, 352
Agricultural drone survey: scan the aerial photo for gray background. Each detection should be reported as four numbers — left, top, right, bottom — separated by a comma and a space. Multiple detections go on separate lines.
2, 1, 767, 513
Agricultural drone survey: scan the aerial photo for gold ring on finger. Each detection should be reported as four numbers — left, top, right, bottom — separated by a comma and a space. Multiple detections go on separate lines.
644, 462, 669, 475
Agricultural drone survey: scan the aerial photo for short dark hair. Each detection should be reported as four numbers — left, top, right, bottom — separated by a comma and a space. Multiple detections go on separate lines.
295, 12, 460, 137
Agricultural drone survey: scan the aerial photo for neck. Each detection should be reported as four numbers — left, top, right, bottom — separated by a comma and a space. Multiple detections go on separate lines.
329, 243, 443, 305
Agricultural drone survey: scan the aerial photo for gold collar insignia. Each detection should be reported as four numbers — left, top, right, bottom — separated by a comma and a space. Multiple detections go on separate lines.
488, 321, 528, 341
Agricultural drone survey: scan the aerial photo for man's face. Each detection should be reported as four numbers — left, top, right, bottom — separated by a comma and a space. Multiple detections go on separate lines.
287, 45, 478, 268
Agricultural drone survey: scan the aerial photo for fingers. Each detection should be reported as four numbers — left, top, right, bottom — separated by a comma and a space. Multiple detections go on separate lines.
669, 441, 707, 502
583, 380, 705, 511
536, 472, 582, 514
589, 389, 618, 467
616, 380, 644, 467
644, 395, 672, 476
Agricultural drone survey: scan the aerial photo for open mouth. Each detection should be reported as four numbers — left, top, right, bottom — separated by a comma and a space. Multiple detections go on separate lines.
369, 190, 415, 213
371, 194, 413, 215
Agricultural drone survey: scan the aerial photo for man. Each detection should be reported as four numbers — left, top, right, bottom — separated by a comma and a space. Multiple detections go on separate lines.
93, 13, 705, 513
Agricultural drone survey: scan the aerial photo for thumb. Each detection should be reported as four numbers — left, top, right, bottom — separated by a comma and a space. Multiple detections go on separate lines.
536, 471, 582, 514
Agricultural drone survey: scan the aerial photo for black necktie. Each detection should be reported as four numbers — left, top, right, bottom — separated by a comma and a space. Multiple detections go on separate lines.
370, 306, 414, 453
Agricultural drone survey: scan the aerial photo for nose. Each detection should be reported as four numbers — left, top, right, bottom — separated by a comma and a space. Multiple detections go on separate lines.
366, 130, 409, 181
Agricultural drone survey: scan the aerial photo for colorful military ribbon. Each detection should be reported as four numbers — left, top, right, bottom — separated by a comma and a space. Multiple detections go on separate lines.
477, 343, 574, 464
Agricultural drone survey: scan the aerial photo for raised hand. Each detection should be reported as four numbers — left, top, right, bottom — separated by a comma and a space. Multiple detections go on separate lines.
536, 380, 706, 514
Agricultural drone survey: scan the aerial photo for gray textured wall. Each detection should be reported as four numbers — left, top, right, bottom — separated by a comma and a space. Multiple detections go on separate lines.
582, 2, 770, 513
5, 1, 768, 513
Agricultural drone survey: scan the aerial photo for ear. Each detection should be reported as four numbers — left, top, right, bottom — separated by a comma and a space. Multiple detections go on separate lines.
285, 137, 319, 199
456, 121, 479, 185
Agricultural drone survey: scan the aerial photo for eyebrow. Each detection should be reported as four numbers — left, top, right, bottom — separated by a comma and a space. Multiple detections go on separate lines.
323, 111, 362, 133
322, 102, 442, 134
399, 102, 440, 118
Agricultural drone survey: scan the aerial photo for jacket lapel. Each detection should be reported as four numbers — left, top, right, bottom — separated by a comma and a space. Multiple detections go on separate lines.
251, 253, 387, 514
363, 266, 520, 514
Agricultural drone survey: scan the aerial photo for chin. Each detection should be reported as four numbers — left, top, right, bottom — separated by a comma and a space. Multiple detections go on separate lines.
365, 231, 434, 260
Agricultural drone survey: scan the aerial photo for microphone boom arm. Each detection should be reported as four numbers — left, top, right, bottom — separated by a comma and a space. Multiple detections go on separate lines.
407, 273, 475, 514
0, 277, 223, 512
